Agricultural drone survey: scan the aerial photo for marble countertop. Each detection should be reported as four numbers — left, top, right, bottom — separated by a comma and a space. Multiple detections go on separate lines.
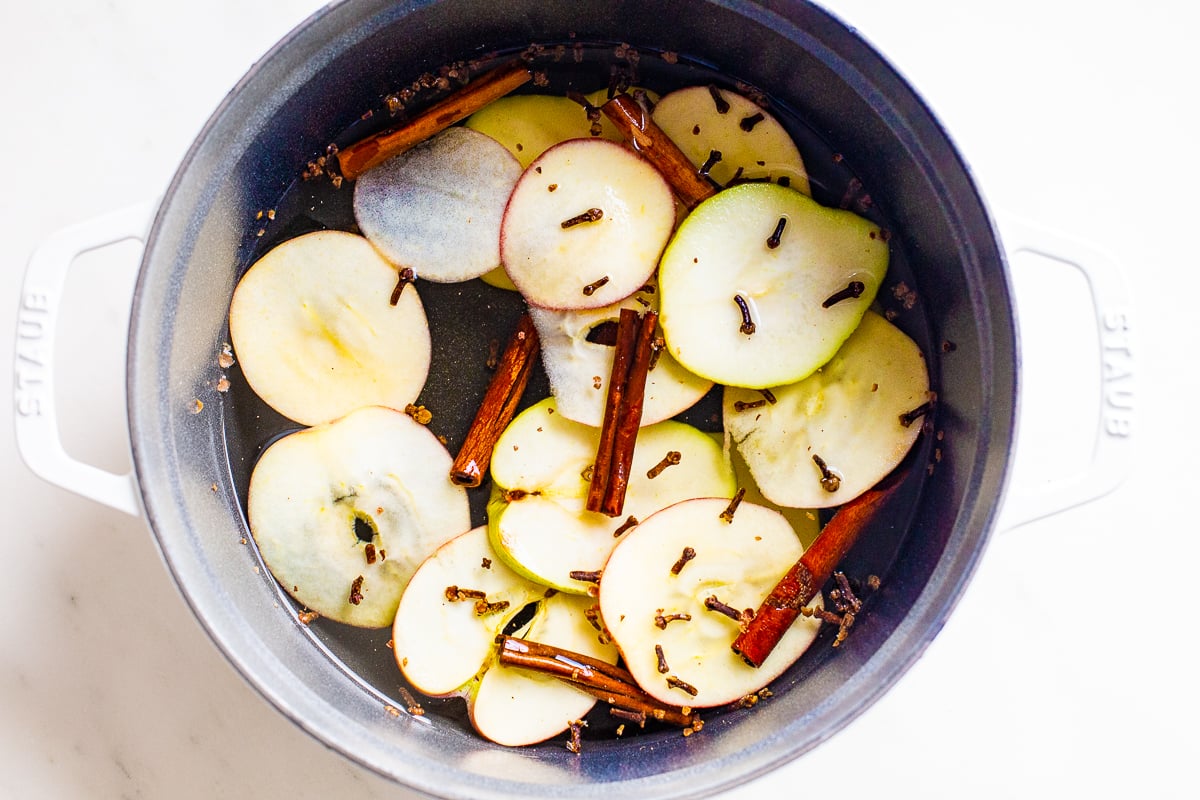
3, 1, 1195, 797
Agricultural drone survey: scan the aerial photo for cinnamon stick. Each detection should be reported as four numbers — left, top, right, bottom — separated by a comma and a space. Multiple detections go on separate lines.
337, 60, 533, 180
731, 459, 911, 667
586, 308, 658, 516
600, 94, 717, 210
586, 308, 638, 512
496, 636, 696, 727
450, 313, 539, 487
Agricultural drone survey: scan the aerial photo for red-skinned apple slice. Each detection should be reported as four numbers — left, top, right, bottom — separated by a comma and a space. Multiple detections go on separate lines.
724, 310, 930, 508
247, 406, 470, 628
353, 126, 522, 283
599, 497, 822, 708
466, 89, 660, 292
500, 137, 676, 309
652, 84, 811, 195
487, 398, 735, 593
228, 230, 431, 426
392, 526, 618, 746
658, 181, 889, 389
528, 280, 712, 427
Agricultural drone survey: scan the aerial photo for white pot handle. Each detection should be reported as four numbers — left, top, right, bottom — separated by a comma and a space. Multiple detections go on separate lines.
995, 214, 1135, 532
13, 201, 157, 518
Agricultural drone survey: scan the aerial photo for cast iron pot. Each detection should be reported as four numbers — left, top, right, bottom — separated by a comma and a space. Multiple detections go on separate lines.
13, 1, 1130, 798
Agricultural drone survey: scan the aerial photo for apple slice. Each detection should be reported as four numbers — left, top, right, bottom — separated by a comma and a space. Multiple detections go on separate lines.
711, 430, 821, 549
392, 525, 618, 746
652, 85, 811, 195
465, 94, 596, 169
658, 181, 889, 389
599, 497, 823, 708
466, 90, 660, 292
500, 137, 677, 309
465, 89, 665, 170
392, 526, 548, 697
353, 126, 522, 283
529, 281, 712, 427
467, 94, 589, 292
467, 590, 618, 746
247, 405, 470, 628
488, 397, 735, 593
228, 230, 431, 426
724, 310, 930, 508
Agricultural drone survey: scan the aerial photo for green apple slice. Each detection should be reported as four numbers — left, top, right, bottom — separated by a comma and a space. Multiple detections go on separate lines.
392, 525, 618, 746
247, 406, 470, 628
599, 497, 822, 708
652, 84, 811, 195
228, 229, 431, 426
529, 280, 712, 427
658, 181, 889, 389
499, 138, 677, 309
488, 397, 735, 593
724, 310, 930, 508
353, 126, 522, 283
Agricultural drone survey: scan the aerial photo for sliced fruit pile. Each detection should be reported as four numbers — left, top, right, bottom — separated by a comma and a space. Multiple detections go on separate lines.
227, 68, 932, 749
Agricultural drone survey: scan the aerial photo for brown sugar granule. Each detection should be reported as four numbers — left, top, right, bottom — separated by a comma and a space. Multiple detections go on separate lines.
404, 403, 433, 425
892, 281, 918, 310
297, 610, 320, 625
348, 575, 365, 605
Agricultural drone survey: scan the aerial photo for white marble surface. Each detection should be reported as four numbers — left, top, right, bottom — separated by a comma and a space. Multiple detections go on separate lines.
3, 1, 1195, 797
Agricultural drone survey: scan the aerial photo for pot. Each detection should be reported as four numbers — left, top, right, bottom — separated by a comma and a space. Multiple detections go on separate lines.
13, 1, 1132, 798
